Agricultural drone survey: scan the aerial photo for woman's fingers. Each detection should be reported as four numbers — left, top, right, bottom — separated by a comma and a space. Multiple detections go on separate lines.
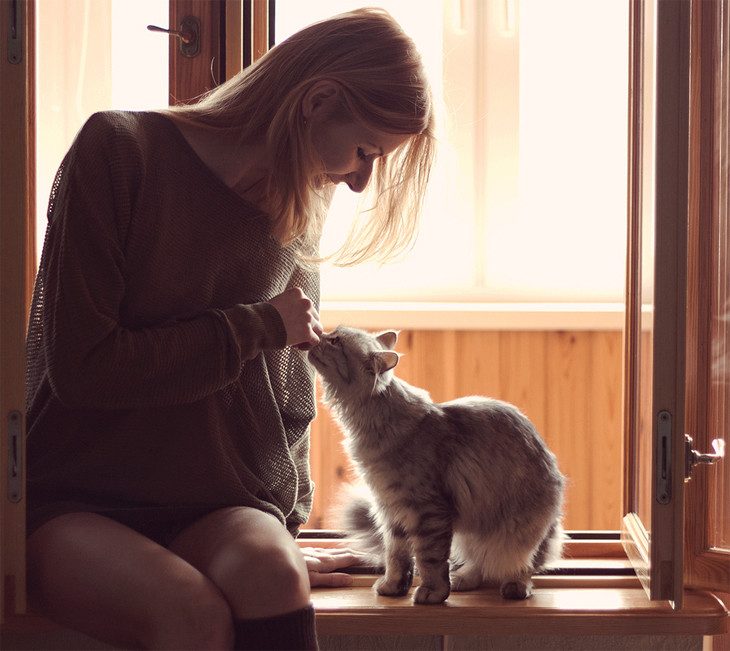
267, 287, 322, 348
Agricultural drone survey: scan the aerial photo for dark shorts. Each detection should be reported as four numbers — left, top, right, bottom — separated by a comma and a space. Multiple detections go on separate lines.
27, 502, 221, 548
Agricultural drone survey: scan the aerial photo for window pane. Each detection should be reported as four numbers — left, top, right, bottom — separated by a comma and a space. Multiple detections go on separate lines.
35, 0, 169, 266
494, 0, 629, 301
712, 12, 729, 547
276, 0, 476, 301
276, 0, 629, 303
635, 0, 658, 528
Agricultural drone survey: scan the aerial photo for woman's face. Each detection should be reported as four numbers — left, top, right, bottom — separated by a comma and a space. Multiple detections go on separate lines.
310, 118, 411, 193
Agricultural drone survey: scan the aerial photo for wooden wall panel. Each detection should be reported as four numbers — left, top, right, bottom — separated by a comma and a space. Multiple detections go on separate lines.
305, 329, 624, 532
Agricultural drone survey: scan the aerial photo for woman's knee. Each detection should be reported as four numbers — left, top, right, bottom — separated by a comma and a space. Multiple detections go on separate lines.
212, 536, 311, 618
146, 576, 234, 650
170, 508, 312, 619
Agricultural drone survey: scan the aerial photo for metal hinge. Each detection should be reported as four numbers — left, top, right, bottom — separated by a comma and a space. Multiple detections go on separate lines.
684, 434, 725, 482
656, 411, 672, 504
7, 0, 23, 64
7, 410, 22, 502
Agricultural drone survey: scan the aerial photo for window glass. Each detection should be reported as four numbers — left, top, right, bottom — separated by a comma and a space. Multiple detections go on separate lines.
35, 0, 169, 265
276, 0, 630, 303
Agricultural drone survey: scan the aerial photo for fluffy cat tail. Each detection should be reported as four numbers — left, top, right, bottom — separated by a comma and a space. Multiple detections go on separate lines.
331, 483, 385, 565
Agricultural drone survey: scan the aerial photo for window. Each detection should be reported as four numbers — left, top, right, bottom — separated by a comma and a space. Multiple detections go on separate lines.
277, 0, 630, 304
35, 0, 169, 264
0, 0, 730, 624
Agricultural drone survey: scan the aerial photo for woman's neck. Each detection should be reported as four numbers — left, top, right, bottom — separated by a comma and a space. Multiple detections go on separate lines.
166, 114, 270, 202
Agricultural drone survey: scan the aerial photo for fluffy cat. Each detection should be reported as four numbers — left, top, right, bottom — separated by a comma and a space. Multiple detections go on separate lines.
308, 326, 565, 604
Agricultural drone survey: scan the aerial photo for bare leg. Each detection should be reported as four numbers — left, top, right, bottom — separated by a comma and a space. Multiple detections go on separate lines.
27, 512, 234, 650
168, 507, 311, 619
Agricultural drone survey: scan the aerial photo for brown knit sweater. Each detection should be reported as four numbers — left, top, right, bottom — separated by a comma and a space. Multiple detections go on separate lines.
26, 111, 318, 536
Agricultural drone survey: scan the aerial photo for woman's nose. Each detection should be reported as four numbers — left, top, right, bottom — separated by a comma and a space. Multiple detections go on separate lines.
347, 160, 373, 193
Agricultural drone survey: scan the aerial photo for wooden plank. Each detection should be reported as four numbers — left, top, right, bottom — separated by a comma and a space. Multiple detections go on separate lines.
225, 0, 243, 79
454, 331, 501, 399
0, 0, 35, 621
589, 331, 624, 529
169, 0, 223, 104
252, 0, 269, 61
684, 0, 730, 595
498, 331, 547, 436
297, 537, 627, 560
545, 332, 592, 530
312, 587, 727, 636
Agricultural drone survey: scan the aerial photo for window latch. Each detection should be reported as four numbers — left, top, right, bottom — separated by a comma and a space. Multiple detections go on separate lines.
147, 16, 200, 58
684, 434, 725, 482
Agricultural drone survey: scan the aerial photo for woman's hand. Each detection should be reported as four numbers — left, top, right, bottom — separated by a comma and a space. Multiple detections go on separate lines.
300, 547, 366, 588
267, 287, 323, 349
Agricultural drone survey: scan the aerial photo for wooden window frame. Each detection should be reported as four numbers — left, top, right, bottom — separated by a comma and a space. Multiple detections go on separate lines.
1, 0, 728, 643
0, 0, 35, 624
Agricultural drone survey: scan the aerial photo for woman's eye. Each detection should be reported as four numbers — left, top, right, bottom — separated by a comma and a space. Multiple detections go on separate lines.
356, 147, 367, 160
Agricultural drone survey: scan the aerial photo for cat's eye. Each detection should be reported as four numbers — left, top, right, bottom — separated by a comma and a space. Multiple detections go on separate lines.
327, 336, 340, 346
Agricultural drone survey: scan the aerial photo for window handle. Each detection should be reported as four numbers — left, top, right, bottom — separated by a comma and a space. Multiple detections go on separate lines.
684, 435, 725, 481
147, 16, 200, 58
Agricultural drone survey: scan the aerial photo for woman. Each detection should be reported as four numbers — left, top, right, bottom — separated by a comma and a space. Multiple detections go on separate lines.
25, 8, 434, 650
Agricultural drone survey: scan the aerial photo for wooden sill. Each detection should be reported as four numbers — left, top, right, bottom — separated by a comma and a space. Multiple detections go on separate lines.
5, 543, 727, 640
300, 535, 728, 637
312, 580, 728, 637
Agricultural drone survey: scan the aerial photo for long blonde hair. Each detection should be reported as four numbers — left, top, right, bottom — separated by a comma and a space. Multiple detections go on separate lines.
168, 8, 435, 265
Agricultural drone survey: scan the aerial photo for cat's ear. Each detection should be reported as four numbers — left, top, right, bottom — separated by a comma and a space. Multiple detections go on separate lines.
376, 330, 399, 350
372, 351, 400, 374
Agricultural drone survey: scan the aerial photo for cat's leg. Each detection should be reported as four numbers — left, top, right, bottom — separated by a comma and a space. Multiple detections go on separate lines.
373, 522, 414, 597
411, 520, 453, 605
448, 532, 484, 591
449, 562, 482, 592
499, 572, 534, 600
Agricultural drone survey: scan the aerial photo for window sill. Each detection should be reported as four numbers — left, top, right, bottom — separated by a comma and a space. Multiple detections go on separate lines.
5, 540, 727, 643
319, 301, 639, 331
298, 535, 728, 637
4, 580, 727, 643
312, 581, 728, 637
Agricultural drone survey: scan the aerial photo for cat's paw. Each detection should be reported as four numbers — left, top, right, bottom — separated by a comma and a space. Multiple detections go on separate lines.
449, 570, 482, 592
413, 583, 450, 604
500, 580, 533, 600
374, 573, 413, 597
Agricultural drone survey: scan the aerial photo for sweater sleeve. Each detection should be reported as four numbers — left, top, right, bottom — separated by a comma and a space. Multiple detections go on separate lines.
42, 113, 286, 410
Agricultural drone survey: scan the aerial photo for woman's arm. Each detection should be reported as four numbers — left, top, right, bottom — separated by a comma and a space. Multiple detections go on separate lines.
40, 113, 286, 410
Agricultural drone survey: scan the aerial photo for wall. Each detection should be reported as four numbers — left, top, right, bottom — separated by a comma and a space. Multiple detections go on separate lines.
306, 329, 624, 532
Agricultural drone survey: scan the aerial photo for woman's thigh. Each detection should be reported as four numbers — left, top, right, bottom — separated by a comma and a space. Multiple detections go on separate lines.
168, 507, 310, 619
27, 512, 234, 650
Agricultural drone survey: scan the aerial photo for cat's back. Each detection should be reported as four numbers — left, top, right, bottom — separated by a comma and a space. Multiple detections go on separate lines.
439, 396, 560, 473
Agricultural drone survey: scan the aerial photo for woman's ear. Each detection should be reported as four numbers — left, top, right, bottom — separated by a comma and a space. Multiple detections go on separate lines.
302, 80, 341, 120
